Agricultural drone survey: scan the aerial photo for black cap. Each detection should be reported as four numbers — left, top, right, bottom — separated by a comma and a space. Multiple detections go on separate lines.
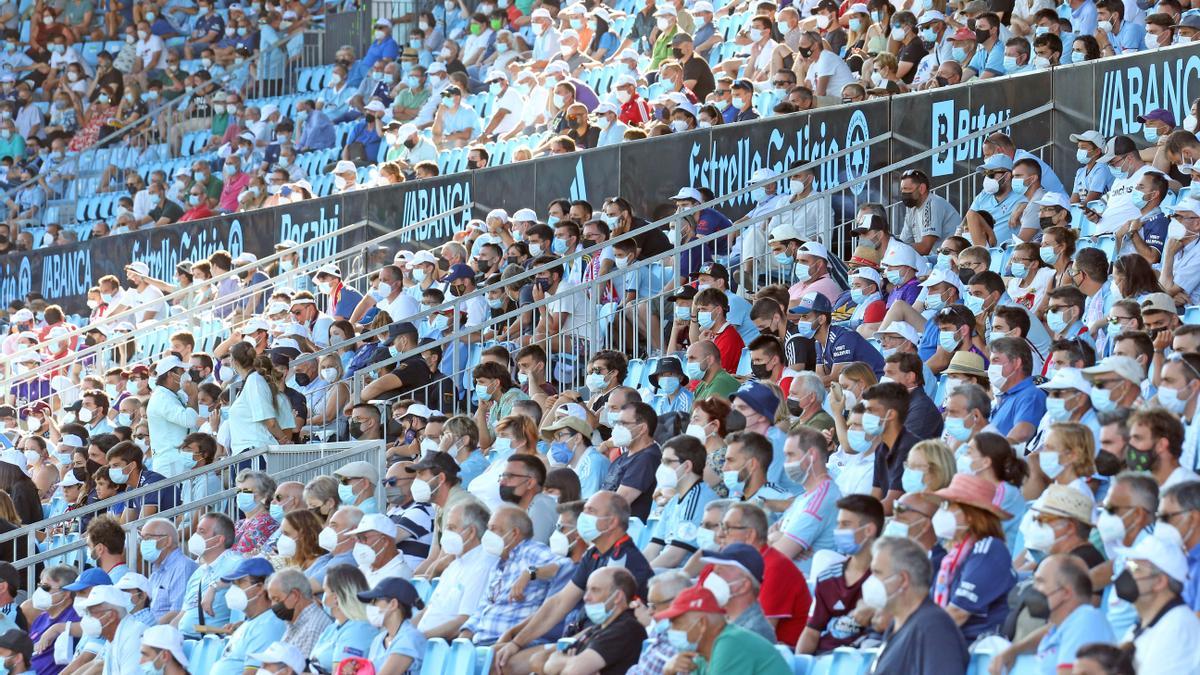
0, 630, 32, 665
64, 400, 82, 413
390, 322, 418, 339
405, 450, 461, 478
0, 563, 17, 595
666, 285, 697, 303
443, 85, 462, 97
0, 406, 16, 418
694, 261, 728, 282
357, 577, 425, 609
816, 0, 839, 10
269, 346, 300, 366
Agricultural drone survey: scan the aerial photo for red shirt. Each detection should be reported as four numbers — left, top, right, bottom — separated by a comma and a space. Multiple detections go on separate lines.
619, 94, 652, 127
760, 544, 812, 647
711, 321, 745, 375
179, 205, 215, 222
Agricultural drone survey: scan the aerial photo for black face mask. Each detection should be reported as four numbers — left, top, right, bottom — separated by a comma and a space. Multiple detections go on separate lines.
1126, 445, 1156, 472
1114, 569, 1140, 603
1024, 587, 1051, 620
294, 372, 312, 387
499, 484, 521, 503
935, 76, 949, 86
271, 601, 295, 621
957, 267, 975, 285
505, 256, 520, 267
85, 459, 102, 476
751, 363, 772, 380
671, 47, 684, 59
786, 398, 803, 417
900, 191, 919, 208
1039, 216, 1057, 229
975, 28, 991, 43
798, 47, 813, 58
1095, 450, 1124, 477
73, 467, 88, 482
403, 137, 416, 149
725, 409, 747, 433
188, 367, 203, 382
348, 420, 363, 438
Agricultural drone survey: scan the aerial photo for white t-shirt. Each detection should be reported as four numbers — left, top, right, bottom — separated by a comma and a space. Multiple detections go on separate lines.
807, 49, 856, 97
101, 616, 146, 675
1127, 603, 1200, 673
416, 545, 497, 633
491, 87, 525, 136
1097, 165, 1159, 234
360, 554, 413, 588
123, 285, 167, 324
227, 372, 282, 453
136, 35, 165, 69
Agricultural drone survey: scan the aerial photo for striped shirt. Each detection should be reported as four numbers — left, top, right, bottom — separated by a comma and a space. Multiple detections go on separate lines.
650, 480, 719, 553
779, 479, 842, 576
391, 501, 435, 571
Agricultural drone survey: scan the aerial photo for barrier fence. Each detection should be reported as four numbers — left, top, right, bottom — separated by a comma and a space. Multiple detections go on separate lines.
4, 42, 1197, 319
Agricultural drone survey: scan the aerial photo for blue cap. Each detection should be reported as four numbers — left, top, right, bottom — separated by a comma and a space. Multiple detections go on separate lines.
978, 154, 1013, 172
220, 557, 275, 582
440, 263, 476, 283
700, 542, 765, 582
389, 322, 418, 339
357, 577, 424, 609
63, 568, 112, 591
731, 381, 779, 420
789, 291, 832, 315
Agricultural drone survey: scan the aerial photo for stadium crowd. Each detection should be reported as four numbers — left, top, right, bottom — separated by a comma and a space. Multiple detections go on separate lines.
2, 0, 1200, 673
0, 0, 1199, 240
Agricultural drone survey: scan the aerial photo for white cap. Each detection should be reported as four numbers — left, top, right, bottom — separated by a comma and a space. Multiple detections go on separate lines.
1082, 355, 1145, 384
81, 585, 133, 612
239, 318, 271, 335
352, 512, 399, 538
1116, 529, 1190, 584
485, 69, 508, 83
654, 4, 677, 15
850, 267, 883, 288
260, 103, 279, 119
0, 449, 28, 476
670, 186, 703, 202
512, 208, 538, 222
60, 471, 85, 488
877, 321, 919, 346
404, 403, 433, 419
768, 224, 802, 243
315, 262, 343, 278
60, 434, 85, 448
395, 123, 418, 140
595, 102, 619, 116
265, 301, 290, 316
919, 268, 964, 294
364, 100, 387, 113
918, 10, 946, 23
1173, 197, 1200, 216
562, 2, 586, 13
1068, 130, 1106, 147
848, 2, 869, 12
797, 241, 828, 260
1034, 192, 1071, 210
487, 208, 509, 223
375, 17, 391, 27
126, 261, 150, 276
288, 296, 316, 308
1038, 367, 1091, 394
692, 1, 714, 12
750, 167, 776, 184
881, 244, 919, 270
409, 250, 438, 267
115, 572, 152, 596
11, 308, 32, 322
249, 643, 305, 675
427, 62, 447, 74
332, 159, 357, 175
592, 7, 611, 21
531, 7, 551, 19
142, 626, 189, 668
560, 28, 579, 41
154, 355, 186, 376
618, 48, 639, 61
545, 61, 569, 75
614, 74, 637, 89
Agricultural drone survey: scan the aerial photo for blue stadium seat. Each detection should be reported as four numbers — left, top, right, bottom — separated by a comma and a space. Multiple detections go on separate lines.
418, 639, 449, 675
967, 651, 995, 675
474, 646, 493, 675
446, 638, 476, 674
1183, 305, 1200, 325
735, 350, 752, 377
625, 358, 645, 387
411, 577, 433, 603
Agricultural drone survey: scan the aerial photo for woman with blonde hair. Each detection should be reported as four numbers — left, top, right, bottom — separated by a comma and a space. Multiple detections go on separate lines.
902, 440, 956, 492
1036, 422, 1096, 501
311, 564, 379, 672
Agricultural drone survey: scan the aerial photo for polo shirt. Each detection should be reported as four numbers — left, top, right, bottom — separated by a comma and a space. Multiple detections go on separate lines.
1127, 600, 1200, 672
1037, 604, 1115, 674
991, 377, 1046, 437
778, 478, 841, 575
692, 369, 740, 400
572, 535, 653, 599
568, 610, 647, 673
814, 325, 884, 378
967, 40, 1005, 76
709, 322, 745, 375
885, 278, 922, 308
904, 388, 944, 441
872, 430, 918, 495
210, 609, 287, 675
968, 189, 1025, 242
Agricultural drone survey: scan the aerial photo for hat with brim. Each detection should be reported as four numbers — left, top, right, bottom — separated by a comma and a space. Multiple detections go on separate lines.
647, 356, 689, 390
928, 473, 1011, 519
539, 415, 593, 441
944, 352, 987, 377
1031, 484, 1094, 525
654, 585, 725, 620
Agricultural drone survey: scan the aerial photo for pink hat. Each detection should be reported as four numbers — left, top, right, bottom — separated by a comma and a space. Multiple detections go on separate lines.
930, 474, 1011, 519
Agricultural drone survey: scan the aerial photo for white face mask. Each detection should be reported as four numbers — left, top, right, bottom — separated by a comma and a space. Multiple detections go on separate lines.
187, 532, 208, 557
276, 534, 297, 558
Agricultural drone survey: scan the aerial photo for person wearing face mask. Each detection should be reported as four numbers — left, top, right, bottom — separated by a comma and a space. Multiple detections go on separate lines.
695, 544, 776, 643
497, 453, 557, 543
647, 357, 694, 416
1105, 528, 1200, 673
532, 567, 645, 674
412, 500, 495, 638
1090, 135, 1155, 235
262, 568, 331, 657
144, 356, 199, 481
645, 436, 718, 569
492, 492, 653, 671
137, 517, 198, 622
82, 515, 130, 585
356, 576, 427, 675
964, 154, 1023, 246
985, 337, 1046, 446
309, 565, 375, 673
245, 641, 307, 675
769, 427, 840, 574
26, 564, 80, 673
350, 513, 412, 588
209, 558, 286, 672
308, 507, 364, 585
1125, 407, 1197, 490
105, 440, 174, 524
1092, 472, 1159, 637
656, 583, 790, 675
137, 622, 192, 675
1161, 196, 1200, 307
597, 402, 663, 521
1019, 484, 1104, 584
78, 585, 144, 675
542, 414, 610, 496
786, 371, 833, 433
332, 461, 380, 515
897, 170, 959, 256
923, 473, 1016, 642
797, 290, 887, 386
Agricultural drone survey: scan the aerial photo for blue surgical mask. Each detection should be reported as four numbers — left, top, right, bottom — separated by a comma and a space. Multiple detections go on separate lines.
1045, 396, 1072, 421
1145, 126, 1159, 143
337, 482, 357, 503
475, 383, 492, 401
951, 46, 967, 61
850, 287, 867, 304
886, 269, 905, 285
1130, 189, 1147, 209
793, 262, 811, 282
1010, 262, 1027, 277
584, 599, 611, 625
269, 503, 284, 521
1076, 148, 1091, 163
964, 294, 985, 315
924, 292, 945, 311
684, 360, 705, 380
674, 306, 691, 322
847, 428, 873, 453
697, 311, 715, 329
937, 329, 959, 352
139, 539, 161, 563
794, 320, 816, 338
901, 467, 925, 494
236, 491, 257, 514
1090, 387, 1121, 413
658, 377, 680, 395
1002, 55, 1019, 71
862, 412, 884, 437
1010, 177, 1027, 195
1039, 246, 1058, 265
722, 470, 744, 494
549, 441, 574, 464
944, 415, 972, 441
552, 238, 568, 254
936, 253, 953, 269
833, 527, 862, 555
1046, 308, 1069, 333
774, 252, 793, 266
667, 627, 696, 652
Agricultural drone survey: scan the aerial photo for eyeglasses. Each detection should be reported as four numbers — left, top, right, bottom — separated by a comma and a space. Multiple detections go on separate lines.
718, 523, 750, 532
1167, 351, 1200, 380
500, 473, 533, 481
893, 504, 932, 518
